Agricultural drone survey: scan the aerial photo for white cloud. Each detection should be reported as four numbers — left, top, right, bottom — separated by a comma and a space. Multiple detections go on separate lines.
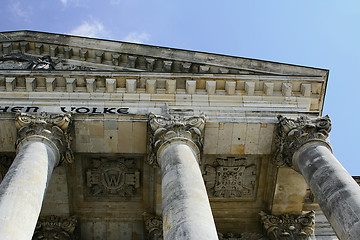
60, 0, 68, 6
8, 1, 32, 22
123, 32, 150, 44
69, 21, 109, 38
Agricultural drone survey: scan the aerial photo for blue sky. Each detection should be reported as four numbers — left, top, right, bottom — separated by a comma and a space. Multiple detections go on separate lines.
1, 0, 359, 174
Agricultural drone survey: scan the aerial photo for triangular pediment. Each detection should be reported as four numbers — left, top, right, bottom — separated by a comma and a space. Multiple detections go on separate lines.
0, 30, 327, 76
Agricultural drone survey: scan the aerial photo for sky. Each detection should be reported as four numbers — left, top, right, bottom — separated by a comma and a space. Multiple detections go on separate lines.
1, 0, 359, 175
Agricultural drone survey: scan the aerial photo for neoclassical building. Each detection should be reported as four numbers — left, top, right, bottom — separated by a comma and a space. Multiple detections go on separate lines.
0, 31, 359, 240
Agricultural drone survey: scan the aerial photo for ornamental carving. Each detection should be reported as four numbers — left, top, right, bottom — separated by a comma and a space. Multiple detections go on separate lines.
15, 111, 73, 165
143, 213, 163, 240
86, 158, 140, 199
32, 215, 78, 240
0, 53, 91, 70
274, 115, 331, 167
260, 211, 315, 240
147, 113, 206, 166
203, 157, 257, 198
218, 232, 265, 240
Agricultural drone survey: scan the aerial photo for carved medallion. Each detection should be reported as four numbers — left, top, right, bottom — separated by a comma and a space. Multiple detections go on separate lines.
203, 157, 257, 198
86, 158, 140, 199
260, 211, 315, 240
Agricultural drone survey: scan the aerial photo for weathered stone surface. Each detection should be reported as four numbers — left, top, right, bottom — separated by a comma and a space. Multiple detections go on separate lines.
160, 144, 218, 240
296, 144, 360, 240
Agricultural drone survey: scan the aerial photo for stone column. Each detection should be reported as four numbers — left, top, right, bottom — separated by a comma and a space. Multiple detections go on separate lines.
148, 114, 218, 240
0, 112, 73, 240
276, 115, 360, 240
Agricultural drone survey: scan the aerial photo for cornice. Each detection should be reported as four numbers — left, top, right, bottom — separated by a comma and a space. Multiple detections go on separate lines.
0, 30, 329, 76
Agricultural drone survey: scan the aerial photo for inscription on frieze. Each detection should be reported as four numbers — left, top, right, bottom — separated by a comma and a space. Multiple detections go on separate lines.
86, 158, 140, 200
203, 157, 257, 199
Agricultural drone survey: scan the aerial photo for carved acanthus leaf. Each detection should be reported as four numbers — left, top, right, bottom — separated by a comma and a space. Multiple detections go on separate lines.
147, 113, 206, 166
32, 215, 78, 240
260, 211, 315, 240
274, 115, 331, 167
143, 213, 163, 240
15, 111, 73, 165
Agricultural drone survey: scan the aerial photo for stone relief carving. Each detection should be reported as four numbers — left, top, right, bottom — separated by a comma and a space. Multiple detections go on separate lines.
203, 157, 257, 198
15, 111, 73, 165
147, 113, 206, 166
274, 115, 331, 167
32, 215, 78, 240
0, 156, 13, 183
143, 213, 163, 240
260, 211, 315, 240
0, 53, 91, 70
86, 158, 140, 199
218, 232, 265, 240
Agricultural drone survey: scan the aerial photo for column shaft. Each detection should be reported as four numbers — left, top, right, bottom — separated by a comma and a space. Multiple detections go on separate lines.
295, 143, 360, 240
0, 141, 57, 240
160, 143, 218, 240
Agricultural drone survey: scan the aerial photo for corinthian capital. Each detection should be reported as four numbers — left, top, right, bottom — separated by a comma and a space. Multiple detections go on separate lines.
260, 211, 315, 240
147, 113, 206, 166
15, 111, 73, 165
274, 115, 332, 167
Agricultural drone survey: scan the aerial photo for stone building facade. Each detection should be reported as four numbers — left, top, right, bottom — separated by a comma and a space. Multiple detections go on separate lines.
0, 31, 359, 240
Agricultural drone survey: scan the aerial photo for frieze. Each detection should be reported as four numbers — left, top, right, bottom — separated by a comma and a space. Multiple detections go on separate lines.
260, 211, 315, 240
0, 106, 129, 114
203, 157, 257, 199
32, 215, 78, 240
274, 115, 332, 167
86, 158, 140, 200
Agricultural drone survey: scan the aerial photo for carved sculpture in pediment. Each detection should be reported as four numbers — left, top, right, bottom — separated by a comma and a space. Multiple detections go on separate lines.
203, 157, 257, 198
86, 158, 140, 199
260, 211, 315, 240
32, 215, 77, 240
143, 213, 163, 240
274, 115, 331, 167
0, 53, 91, 70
